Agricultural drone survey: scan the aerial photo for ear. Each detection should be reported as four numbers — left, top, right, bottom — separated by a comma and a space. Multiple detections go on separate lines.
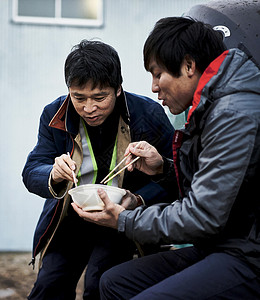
184, 55, 196, 77
116, 85, 122, 97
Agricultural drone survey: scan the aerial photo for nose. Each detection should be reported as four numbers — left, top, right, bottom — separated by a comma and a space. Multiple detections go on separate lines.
151, 79, 159, 93
83, 99, 97, 113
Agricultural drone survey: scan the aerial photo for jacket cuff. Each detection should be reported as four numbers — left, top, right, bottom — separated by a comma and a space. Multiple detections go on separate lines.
151, 156, 172, 182
48, 174, 69, 199
118, 210, 132, 233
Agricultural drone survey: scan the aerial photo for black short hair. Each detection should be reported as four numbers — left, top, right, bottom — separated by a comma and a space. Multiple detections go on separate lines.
144, 17, 226, 76
65, 40, 123, 91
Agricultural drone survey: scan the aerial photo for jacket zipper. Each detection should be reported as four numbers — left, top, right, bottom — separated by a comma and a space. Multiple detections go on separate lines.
172, 130, 184, 198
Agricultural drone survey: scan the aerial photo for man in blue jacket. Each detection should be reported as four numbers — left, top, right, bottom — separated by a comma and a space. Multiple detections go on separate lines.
22, 40, 175, 299
72, 17, 260, 299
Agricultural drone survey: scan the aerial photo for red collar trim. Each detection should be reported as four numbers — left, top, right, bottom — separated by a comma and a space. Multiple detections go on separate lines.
186, 50, 229, 125
48, 95, 69, 131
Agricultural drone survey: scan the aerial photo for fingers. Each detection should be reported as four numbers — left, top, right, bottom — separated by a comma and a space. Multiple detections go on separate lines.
125, 141, 153, 172
71, 202, 85, 217
124, 141, 163, 175
124, 141, 147, 157
71, 203, 102, 223
51, 154, 77, 183
66, 152, 76, 171
124, 141, 139, 156
120, 190, 138, 210
71, 189, 125, 229
124, 141, 148, 171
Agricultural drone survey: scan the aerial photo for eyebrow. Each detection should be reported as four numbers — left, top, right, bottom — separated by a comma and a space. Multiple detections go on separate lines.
71, 92, 84, 96
71, 91, 109, 97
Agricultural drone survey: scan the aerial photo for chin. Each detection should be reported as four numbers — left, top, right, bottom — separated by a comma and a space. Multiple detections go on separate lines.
170, 107, 185, 115
169, 108, 178, 115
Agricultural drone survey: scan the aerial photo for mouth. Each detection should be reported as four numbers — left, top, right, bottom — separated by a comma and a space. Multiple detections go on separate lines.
85, 116, 99, 122
158, 94, 165, 104
161, 99, 166, 106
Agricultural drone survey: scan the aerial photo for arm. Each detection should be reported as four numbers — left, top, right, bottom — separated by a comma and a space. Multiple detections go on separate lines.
128, 100, 178, 204
73, 109, 257, 246
22, 103, 76, 199
120, 109, 258, 245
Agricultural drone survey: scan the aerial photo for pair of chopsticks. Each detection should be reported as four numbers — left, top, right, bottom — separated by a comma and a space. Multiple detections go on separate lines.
100, 142, 141, 185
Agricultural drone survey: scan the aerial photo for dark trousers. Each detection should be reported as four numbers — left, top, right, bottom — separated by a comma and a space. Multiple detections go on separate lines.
100, 246, 260, 300
28, 207, 135, 300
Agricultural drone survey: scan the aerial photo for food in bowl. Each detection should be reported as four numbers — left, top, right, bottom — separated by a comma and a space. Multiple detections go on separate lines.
68, 184, 126, 211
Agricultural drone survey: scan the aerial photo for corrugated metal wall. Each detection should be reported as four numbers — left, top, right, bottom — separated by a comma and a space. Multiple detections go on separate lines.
0, 0, 210, 251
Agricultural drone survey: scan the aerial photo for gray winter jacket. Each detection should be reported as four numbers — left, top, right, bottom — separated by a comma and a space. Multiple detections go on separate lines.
118, 49, 260, 275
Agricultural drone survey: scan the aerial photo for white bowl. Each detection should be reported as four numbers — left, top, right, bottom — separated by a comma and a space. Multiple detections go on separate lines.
68, 184, 126, 211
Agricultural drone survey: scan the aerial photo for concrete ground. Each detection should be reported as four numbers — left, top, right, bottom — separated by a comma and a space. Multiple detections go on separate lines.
0, 252, 84, 299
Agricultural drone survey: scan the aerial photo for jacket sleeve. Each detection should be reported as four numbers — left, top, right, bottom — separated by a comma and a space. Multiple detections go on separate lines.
22, 104, 68, 199
118, 108, 258, 245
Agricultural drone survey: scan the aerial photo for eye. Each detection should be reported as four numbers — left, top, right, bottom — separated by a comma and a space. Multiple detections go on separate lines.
94, 96, 105, 102
74, 97, 85, 101
152, 72, 161, 80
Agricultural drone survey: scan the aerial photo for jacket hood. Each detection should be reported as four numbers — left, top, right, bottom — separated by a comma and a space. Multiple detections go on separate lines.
211, 48, 260, 99
187, 48, 260, 127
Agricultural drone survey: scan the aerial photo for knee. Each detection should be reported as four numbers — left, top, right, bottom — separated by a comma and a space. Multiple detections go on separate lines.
100, 262, 134, 300
100, 266, 124, 300
99, 269, 113, 299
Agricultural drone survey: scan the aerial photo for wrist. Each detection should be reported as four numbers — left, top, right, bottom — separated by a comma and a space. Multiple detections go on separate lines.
157, 157, 164, 174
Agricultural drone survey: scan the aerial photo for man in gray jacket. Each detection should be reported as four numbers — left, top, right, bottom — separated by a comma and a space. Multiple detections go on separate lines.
72, 17, 260, 299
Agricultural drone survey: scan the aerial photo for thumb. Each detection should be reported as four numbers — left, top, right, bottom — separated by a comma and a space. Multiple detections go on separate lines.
97, 188, 111, 206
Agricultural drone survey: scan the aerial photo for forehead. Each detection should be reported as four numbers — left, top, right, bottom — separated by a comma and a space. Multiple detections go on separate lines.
70, 81, 114, 94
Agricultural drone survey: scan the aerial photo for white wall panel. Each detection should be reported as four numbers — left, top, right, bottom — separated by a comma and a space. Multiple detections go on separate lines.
0, 0, 210, 251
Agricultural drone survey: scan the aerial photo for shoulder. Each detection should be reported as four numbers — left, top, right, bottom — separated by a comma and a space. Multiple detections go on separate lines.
39, 95, 67, 125
125, 91, 165, 114
125, 91, 158, 105
43, 95, 67, 114
124, 91, 173, 134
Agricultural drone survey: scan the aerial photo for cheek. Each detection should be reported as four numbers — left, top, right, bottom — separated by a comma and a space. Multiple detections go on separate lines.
160, 77, 172, 92
100, 101, 110, 110
71, 101, 85, 115
72, 102, 82, 113
164, 84, 176, 99
102, 98, 116, 112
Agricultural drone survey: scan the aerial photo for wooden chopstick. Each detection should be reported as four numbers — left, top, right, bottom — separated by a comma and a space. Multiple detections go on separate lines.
67, 152, 77, 187
100, 141, 142, 184
103, 156, 140, 185
100, 153, 131, 184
